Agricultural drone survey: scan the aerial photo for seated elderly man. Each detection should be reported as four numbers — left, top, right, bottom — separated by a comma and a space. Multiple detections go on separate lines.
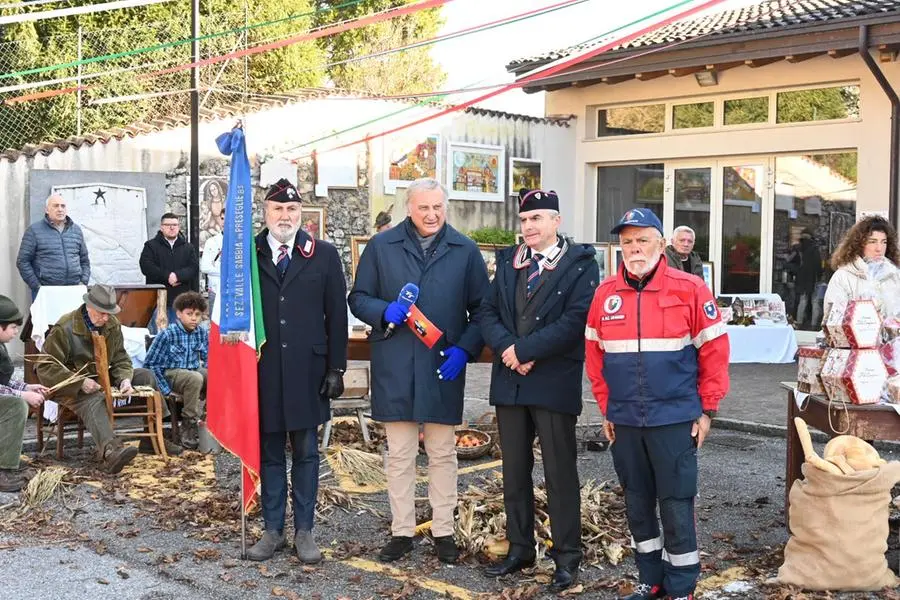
36, 284, 178, 473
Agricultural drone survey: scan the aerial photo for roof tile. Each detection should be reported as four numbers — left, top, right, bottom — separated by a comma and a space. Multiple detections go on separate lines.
508, 0, 900, 70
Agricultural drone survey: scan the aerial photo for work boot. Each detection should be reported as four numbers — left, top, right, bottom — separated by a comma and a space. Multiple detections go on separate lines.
100, 442, 138, 474
180, 420, 199, 450
623, 583, 666, 599
0, 469, 25, 493
294, 530, 322, 564
378, 536, 414, 562
433, 535, 459, 564
139, 437, 183, 456
245, 530, 285, 561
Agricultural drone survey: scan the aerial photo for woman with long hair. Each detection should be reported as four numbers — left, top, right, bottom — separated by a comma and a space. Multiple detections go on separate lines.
823, 215, 900, 325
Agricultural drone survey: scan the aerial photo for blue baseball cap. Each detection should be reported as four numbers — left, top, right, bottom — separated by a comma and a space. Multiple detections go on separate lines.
610, 208, 663, 235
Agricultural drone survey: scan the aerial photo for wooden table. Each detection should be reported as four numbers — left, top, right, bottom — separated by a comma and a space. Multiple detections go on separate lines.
347, 330, 494, 363
784, 382, 900, 528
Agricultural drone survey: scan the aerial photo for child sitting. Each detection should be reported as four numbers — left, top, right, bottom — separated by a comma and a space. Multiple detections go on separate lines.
0, 295, 48, 492
144, 291, 209, 449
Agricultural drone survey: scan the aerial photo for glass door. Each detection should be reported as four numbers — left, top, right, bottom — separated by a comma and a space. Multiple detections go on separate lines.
719, 162, 769, 294
669, 166, 712, 261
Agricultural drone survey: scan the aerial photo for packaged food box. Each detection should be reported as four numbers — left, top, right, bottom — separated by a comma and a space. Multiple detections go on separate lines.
823, 300, 882, 348
797, 346, 825, 394
822, 348, 888, 405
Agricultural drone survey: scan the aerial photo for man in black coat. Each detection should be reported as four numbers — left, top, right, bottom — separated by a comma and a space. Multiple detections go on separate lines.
479, 188, 599, 592
139, 212, 198, 331
245, 179, 348, 564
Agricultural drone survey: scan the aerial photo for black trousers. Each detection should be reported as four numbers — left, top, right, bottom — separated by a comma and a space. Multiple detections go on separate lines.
496, 405, 582, 567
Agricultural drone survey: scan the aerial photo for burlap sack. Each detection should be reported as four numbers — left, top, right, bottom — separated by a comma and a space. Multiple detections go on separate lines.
777, 461, 900, 591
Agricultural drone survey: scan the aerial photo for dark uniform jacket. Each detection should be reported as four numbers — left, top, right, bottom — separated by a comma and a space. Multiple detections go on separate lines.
255, 228, 347, 433
479, 239, 599, 416
347, 219, 490, 425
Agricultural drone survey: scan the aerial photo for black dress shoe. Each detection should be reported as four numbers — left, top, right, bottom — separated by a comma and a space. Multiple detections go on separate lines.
484, 554, 535, 577
378, 536, 413, 562
548, 565, 578, 592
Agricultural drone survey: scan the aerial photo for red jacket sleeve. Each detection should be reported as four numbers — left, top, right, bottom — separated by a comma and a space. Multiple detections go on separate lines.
691, 283, 730, 411
585, 288, 609, 416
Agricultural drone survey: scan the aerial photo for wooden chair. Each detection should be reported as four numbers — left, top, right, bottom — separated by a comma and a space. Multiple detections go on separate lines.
320, 367, 372, 452
92, 331, 168, 459
32, 402, 85, 460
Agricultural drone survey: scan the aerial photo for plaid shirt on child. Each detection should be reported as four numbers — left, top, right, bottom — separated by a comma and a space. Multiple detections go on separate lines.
143, 320, 209, 396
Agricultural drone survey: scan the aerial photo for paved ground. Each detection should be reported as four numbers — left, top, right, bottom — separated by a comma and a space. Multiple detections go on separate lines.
10, 360, 897, 600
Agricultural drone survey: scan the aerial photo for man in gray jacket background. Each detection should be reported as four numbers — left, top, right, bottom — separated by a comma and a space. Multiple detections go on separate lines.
16, 193, 90, 299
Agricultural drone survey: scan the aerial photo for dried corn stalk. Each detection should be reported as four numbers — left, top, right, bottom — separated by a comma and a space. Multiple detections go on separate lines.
453, 473, 629, 566
326, 445, 386, 487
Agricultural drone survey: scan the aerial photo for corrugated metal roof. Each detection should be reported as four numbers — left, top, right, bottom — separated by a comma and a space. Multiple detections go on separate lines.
507, 0, 900, 71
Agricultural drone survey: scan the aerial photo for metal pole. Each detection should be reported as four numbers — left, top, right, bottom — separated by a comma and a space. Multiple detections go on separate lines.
190, 0, 200, 289
76, 25, 82, 137
240, 468, 247, 559
859, 24, 900, 227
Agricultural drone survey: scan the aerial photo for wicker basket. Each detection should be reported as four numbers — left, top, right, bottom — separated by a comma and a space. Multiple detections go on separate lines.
454, 428, 493, 460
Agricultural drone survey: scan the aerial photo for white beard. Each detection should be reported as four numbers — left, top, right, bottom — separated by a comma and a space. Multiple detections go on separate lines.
625, 253, 662, 278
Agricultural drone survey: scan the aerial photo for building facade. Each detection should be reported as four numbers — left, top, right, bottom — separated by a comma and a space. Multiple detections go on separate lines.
508, 0, 900, 331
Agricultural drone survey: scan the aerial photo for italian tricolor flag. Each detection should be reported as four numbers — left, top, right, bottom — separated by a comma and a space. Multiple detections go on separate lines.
207, 127, 262, 512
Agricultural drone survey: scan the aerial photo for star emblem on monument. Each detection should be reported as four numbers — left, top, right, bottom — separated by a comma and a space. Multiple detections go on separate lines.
93, 188, 107, 205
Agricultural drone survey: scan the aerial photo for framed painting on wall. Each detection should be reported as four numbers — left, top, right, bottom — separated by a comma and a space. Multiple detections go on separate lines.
591, 243, 609, 281
351, 236, 370, 280
301, 206, 326, 240
509, 158, 542, 193
702, 261, 715, 293
610, 244, 623, 274
477, 243, 502, 281
384, 134, 441, 194
447, 142, 505, 202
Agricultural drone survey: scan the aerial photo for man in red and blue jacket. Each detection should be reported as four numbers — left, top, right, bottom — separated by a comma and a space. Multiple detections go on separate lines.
585, 208, 729, 600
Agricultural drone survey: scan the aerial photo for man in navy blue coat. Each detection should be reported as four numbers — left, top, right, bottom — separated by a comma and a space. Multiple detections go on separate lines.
245, 179, 348, 564
479, 188, 599, 592
348, 178, 490, 565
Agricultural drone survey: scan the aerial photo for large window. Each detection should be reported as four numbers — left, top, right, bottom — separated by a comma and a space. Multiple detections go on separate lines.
776, 85, 860, 123
724, 97, 768, 125
771, 152, 857, 330
597, 104, 665, 137
596, 164, 664, 243
673, 102, 714, 129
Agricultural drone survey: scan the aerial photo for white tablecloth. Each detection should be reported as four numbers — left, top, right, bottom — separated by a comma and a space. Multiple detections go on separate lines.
30, 285, 88, 350
726, 324, 797, 364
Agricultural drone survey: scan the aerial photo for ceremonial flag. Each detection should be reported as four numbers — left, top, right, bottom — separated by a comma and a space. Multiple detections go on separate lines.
207, 126, 262, 512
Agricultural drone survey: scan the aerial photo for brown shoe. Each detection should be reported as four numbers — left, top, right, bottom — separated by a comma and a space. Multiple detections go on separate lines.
180, 421, 199, 450
100, 443, 138, 474
139, 437, 183, 456
0, 469, 25, 493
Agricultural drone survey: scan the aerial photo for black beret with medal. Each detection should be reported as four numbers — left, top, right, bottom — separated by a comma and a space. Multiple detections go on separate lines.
518, 187, 559, 213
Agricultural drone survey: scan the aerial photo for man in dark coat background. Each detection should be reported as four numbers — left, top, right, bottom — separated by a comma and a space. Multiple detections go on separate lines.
479, 188, 599, 592
348, 177, 489, 565
664, 226, 703, 278
245, 179, 347, 564
139, 212, 198, 332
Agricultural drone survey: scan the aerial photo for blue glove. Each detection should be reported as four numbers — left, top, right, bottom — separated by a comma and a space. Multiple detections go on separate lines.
383, 301, 409, 326
437, 346, 469, 381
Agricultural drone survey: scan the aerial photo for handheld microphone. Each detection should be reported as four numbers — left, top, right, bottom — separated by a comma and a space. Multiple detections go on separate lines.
385, 283, 419, 339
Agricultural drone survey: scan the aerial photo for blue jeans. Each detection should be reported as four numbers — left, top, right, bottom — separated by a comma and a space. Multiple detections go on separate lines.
260, 428, 319, 533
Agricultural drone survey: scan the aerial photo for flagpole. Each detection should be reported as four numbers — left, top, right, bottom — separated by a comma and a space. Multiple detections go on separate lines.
240, 470, 247, 559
